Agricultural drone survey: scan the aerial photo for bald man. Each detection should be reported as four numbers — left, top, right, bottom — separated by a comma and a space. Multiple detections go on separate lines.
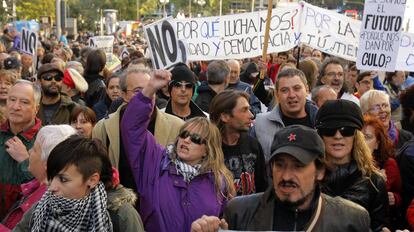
226, 59, 262, 116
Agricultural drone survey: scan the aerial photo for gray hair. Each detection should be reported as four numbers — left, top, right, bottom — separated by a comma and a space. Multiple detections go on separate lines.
35, 125, 77, 160
311, 85, 336, 103
275, 68, 308, 91
360, 89, 390, 114
120, 68, 151, 92
207, 60, 230, 85
14, 79, 42, 105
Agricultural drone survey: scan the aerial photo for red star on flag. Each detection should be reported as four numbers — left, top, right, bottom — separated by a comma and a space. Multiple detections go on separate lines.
288, 133, 296, 141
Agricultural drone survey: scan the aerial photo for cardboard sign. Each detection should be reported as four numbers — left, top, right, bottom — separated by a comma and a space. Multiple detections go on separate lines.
357, 0, 407, 71
20, 28, 38, 56
106, 53, 122, 73
120, 47, 130, 60
144, 19, 188, 69
88, 36, 115, 55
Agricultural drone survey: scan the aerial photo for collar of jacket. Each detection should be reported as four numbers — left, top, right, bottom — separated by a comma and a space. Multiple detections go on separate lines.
266, 100, 318, 126
165, 99, 207, 118
1, 117, 42, 141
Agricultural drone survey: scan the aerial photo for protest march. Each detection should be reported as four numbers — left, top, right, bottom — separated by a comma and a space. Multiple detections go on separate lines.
1, 0, 414, 231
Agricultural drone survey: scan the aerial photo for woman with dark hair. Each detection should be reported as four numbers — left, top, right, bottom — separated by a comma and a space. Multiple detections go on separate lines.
14, 136, 144, 232
363, 115, 402, 229
93, 74, 121, 120
70, 105, 97, 138
83, 49, 107, 107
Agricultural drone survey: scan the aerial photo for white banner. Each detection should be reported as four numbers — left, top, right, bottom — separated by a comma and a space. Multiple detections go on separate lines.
143, 2, 414, 71
171, 4, 301, 61
396, 32, 414, 71
89, 36, 114, 55
357, 0, 406, 71
300, 2, 360, 62
144, 19, 188, 70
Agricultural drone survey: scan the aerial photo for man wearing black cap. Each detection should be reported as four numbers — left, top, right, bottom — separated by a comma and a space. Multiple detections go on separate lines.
191, 125, 370, 231
36, 63, 77, 125
162, 63, 207, 121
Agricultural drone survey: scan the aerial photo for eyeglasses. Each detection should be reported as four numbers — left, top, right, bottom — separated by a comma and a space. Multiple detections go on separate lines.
318, 127, 356, 137
41, 74, 63, 82
126, 87, 143, 94
325, 72, 344, 78
171, 81, 193, 89
179, 130, 206, 145
369, 103, 390, 114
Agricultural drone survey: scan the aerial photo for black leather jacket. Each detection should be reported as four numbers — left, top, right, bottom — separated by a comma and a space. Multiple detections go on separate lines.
224, 186, 371, 231
322, 160, 389, 232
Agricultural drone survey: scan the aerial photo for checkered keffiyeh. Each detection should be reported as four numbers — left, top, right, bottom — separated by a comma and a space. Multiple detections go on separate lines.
174, 159, 202, 183
31, 182, 113, 232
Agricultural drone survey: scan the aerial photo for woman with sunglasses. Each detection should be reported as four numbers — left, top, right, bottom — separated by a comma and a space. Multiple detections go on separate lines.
316, 99, 389, 232
360, 90, 412, 149
121, 70, 235, 232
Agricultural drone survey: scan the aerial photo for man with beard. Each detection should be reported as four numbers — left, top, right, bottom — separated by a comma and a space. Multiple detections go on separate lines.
191, 125, 371, 231
209, 90, 267, 196
36, 63, 77, 125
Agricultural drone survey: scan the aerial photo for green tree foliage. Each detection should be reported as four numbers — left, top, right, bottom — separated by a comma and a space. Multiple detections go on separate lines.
15, 0, 55, 20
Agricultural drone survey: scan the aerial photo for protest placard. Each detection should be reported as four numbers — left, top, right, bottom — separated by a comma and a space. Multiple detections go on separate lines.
356, 0, 407, 71
20, 28, 38, 56
144, 18, 188, 70
120, 46, 130, 60
88, 36, 115, 55
396, 32, 414, 72
300, 2, 360, 62
172, 4, 301, 61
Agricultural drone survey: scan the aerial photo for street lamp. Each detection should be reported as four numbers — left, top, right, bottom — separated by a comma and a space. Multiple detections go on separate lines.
160, 0, 169, 18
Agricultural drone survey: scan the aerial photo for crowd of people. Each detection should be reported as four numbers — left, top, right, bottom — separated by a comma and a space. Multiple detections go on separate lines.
1, 23, 414, 232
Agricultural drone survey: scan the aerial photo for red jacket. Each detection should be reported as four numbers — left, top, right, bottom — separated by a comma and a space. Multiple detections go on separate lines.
384, 158, 402, 207
0, 179, 46, 231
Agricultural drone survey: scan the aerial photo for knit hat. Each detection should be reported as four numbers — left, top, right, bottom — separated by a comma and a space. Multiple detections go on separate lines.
270, 125, 325, 165
4, 57, 21, 70
316, 99, 363, 130
37, 63, 64, 79
63, 68, 88, 92
168, 63, 196, 93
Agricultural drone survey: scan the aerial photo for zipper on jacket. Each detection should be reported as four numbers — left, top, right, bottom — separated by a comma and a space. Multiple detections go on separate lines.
293, 208, 299, 231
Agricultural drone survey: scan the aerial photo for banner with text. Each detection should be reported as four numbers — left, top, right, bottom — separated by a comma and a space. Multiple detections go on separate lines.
396, 32, 414, 71
357, 0, 406, 71
89, 36, 115, 55
300, 2, 361, 62
171, 4, 301, 61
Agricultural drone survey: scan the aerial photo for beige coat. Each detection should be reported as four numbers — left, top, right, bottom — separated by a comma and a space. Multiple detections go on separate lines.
92, 103, 184, 168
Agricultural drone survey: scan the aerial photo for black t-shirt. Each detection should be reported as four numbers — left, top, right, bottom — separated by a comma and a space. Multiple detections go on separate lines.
282, 113, 312, 128
222, 133, 268, 196
42, 100, 61, 125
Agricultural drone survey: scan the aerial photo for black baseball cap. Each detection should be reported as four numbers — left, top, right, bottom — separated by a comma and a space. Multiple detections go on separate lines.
270, 125, 325, 165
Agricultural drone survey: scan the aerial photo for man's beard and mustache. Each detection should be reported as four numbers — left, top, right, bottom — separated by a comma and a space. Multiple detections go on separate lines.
43, 84, 62, 97
275, 180, 315, 209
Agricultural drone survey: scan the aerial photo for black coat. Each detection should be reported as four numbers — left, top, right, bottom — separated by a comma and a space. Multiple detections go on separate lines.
322, 160, 389, 232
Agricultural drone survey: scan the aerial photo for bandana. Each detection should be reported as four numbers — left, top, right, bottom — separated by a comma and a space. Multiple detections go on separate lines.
31, 182, 113, 232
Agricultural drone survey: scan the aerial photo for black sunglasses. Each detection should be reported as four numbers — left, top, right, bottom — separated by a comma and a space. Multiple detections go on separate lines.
318, 127, 356, 137
179, 130, 206, 145
41, 74, 63, 82
172, 81, 193, 89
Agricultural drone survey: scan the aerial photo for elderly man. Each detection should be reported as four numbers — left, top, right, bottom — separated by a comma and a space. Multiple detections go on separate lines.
226, 59, 262, 116
311, 85, 337, 108
191, 125, 371, 231
0, 80, 42, 219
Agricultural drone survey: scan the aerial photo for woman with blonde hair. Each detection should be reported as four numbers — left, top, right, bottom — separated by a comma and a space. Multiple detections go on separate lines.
121, 69, 235, 232
316, 99, 389, 232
